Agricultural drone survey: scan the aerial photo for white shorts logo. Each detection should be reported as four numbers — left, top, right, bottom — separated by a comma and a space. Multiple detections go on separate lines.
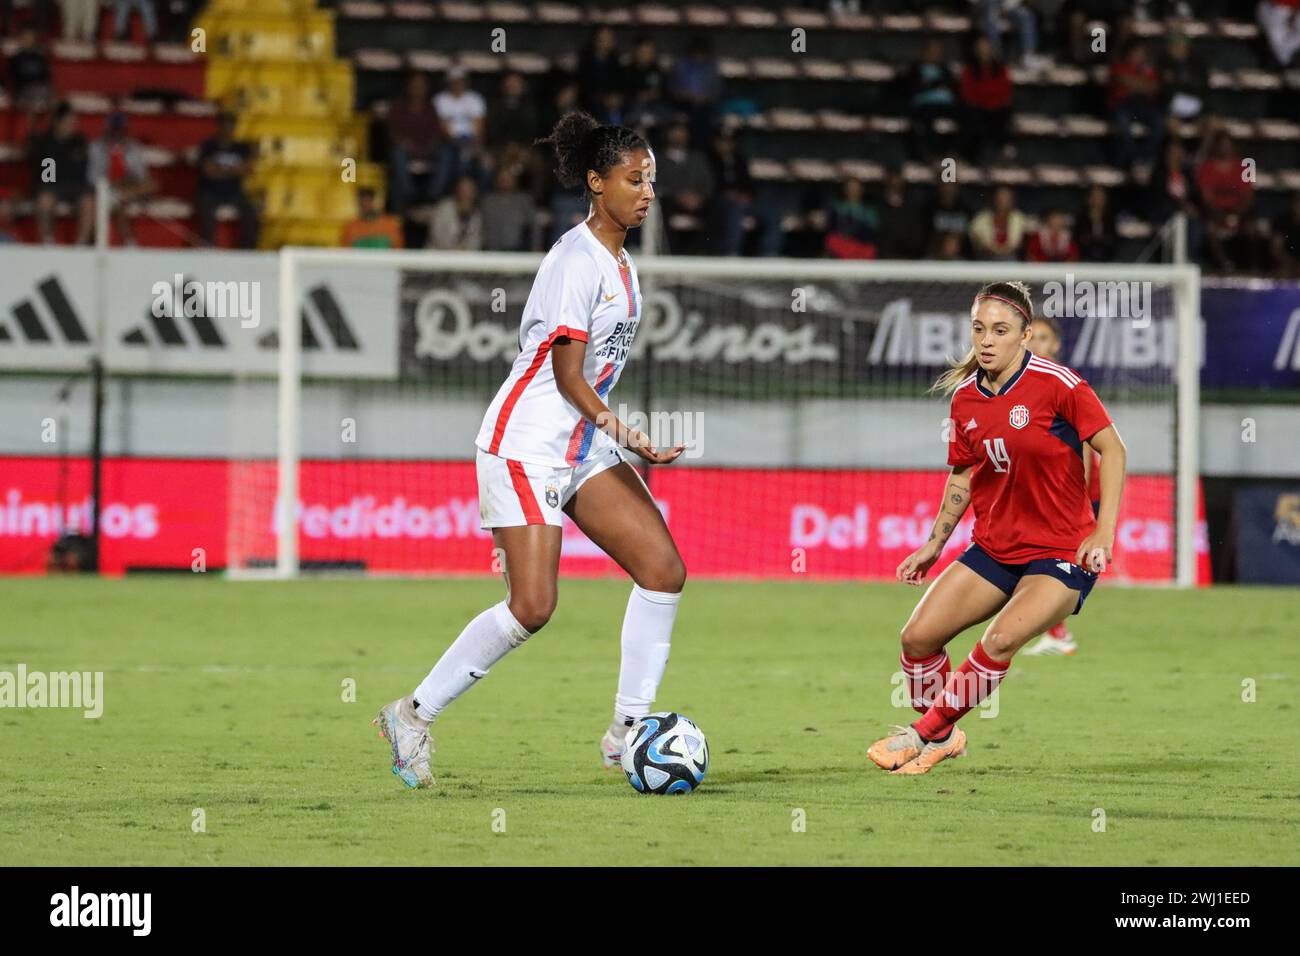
544, 481, 560, 508
1009, 404, 1030, 429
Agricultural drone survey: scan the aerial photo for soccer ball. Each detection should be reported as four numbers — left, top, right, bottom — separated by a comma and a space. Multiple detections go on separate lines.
620, 712, 708, 795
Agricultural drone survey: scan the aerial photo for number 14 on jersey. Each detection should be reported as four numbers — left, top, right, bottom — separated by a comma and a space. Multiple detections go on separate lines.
983, 437, 1011, 473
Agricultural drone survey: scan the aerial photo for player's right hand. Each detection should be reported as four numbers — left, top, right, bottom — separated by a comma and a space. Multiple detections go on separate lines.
896, 542, 941, 586
626, 430, 687, 465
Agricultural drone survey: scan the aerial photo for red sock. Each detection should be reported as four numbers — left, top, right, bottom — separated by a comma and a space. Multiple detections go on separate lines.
1048, 622, 1069, 640
900, 651, 951, 714
913, 641, 1009, 740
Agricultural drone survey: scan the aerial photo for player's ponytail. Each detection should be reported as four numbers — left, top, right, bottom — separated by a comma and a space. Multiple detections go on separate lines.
932, 280, 1034, 395
536, 110, 648, 194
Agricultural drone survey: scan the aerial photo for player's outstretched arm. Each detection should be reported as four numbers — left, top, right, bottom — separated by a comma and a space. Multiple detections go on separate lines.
897, 464, 973, 586
551, 337, 686, 465
1076, 424, 1127, 572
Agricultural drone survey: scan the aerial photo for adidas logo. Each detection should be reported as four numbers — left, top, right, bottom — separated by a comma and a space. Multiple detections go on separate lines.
1056, 561, 1073, 573
0, 275, 91, 345
116, 280, 360, 353
257, 284, 360, 352
120, 273, 238, 349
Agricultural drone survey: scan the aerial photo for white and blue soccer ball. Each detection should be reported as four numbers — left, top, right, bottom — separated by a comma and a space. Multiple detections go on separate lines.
620, 712, 708, 795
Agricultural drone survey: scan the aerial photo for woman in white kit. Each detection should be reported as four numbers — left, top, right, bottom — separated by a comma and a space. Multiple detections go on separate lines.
374, 111, 687, 788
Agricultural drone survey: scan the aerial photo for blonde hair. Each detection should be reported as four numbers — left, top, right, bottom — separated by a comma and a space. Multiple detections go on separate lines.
933, 280, 1034, 394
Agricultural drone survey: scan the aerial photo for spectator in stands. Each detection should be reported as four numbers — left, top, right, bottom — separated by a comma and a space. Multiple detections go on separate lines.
670, 37, 723, 147
1227, 215, 1274, 275
959, 35, 1015, 163
1031, 0, 1069, 57
1075, 183, 1118, 261
485, 72, 539, 157
973, 0, 1039, 66
1067, 0, 1133, 65
547, 188, 588, 246
1270, 192, 1300, 277
113, 0, 158, 40
577, 26, 625, 113
428, 174, 482, 251
60, 0, 100, 42
969, 185, 1027, 259
1149, 137, 1202, 257
933, 230, 966, 261
624, 36, 671, 129
435, 66, 488, 191
1258, 0, 1300, 67
195, 111, 259, 249
655, 120, 714, 252
0, 197, 17, 243
592, 87, 628, 128
1196, 128, 1252, 217
926, 180, 972, 257
1, 1, 52, 36
481, 167, 535, 252
1197, 128, 1254, 272
904, 39, 958, 161
8, 28, 52, 115
540, 79, 581, 142
1109, 40, 1165, 174
88, 111, 154, 246
1024, 208, 1080, 261
709, 126, 782, 257
877, 171, 926, 259
388, 71, 453, 212
29, 102, 94, 245
1161, 30, 1208, 129
158, 0, 198, 42
824, 177, 879, 259
340, 187, 403, 249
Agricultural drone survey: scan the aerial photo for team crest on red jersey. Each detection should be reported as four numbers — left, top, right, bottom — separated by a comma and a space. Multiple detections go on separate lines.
1009, 404, 1031, 429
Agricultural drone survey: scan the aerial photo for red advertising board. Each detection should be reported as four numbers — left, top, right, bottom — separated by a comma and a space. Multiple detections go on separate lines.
0, 456, 1209, 584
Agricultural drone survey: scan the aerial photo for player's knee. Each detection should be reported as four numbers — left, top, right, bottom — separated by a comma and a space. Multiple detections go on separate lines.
508, 594, 556, 634
899, 621, 940, 659
981, 630, 1016, 659
636, 554, 686, 594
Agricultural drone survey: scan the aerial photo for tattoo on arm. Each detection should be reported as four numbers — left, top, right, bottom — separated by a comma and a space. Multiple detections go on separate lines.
930, 478, 971, 544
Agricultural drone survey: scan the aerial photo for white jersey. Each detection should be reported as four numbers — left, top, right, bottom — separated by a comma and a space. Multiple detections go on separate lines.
475, 221, 642, 468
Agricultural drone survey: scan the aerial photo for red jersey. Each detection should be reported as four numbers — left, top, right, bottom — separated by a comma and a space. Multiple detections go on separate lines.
947, 350, 1113, 563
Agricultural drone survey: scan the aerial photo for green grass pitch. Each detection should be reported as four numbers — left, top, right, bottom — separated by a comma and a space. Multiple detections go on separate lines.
1, 576, 1296, 866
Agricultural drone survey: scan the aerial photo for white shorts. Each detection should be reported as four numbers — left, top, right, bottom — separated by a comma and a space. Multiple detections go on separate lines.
476, 436, 628, 529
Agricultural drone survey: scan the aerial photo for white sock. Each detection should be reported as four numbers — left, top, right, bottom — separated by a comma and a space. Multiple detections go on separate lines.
412, 600, 531, 721
613, 584, 680, 729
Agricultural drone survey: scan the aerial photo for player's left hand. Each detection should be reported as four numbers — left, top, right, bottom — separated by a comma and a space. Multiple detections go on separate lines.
1075, 530, 1114, 574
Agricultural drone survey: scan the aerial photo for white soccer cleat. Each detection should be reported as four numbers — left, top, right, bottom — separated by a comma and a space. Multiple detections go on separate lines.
1022, 632, 1078, 657
372, 696, 435, 788
601, 726, 631, 770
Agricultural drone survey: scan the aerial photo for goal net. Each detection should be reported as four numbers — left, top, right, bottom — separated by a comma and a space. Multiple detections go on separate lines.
227, 250, 1205, 586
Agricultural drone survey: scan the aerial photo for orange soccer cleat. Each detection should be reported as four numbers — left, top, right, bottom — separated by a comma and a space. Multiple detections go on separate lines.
867, 724, 926, 771
891, 726, 968, 775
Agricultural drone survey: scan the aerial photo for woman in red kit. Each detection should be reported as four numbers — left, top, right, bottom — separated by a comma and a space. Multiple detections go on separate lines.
1022, 314, 1097, 656
867, 281, 1127, 775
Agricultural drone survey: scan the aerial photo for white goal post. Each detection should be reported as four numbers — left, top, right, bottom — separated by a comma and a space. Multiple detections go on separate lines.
264, 248, 1200, 586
